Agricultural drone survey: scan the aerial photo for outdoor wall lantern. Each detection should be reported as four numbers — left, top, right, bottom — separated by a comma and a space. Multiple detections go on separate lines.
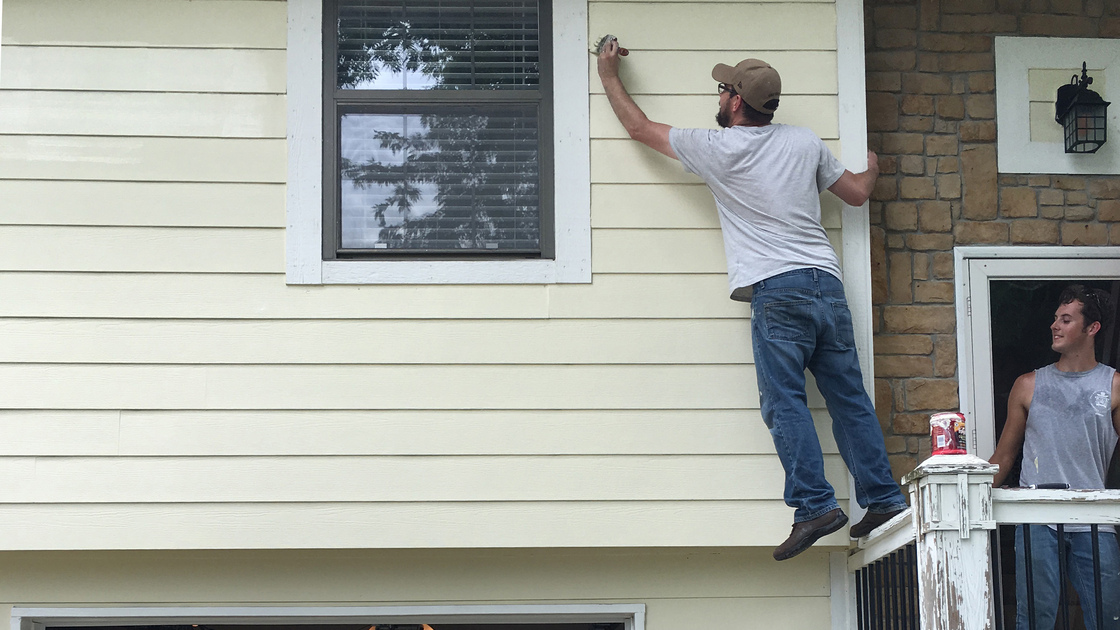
1055, 62, 1111, 154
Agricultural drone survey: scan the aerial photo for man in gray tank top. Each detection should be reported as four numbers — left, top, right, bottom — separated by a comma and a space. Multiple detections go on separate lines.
989, 285, 1120, 630
597, 40, 908, 562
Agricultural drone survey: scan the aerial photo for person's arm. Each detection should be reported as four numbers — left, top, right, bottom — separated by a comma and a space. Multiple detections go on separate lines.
597, 39, 676, 159
827, 150, 880, 206
990, 372, 1035, 487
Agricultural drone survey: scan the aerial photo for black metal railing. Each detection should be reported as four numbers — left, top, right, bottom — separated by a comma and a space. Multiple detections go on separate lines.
856, 541, 920, 630
992, 523, 1118, 630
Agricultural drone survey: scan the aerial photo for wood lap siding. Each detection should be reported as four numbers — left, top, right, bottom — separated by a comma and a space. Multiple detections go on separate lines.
0, 0, 846, 549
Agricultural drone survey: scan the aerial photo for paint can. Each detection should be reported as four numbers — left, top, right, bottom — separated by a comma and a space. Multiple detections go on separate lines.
930, 412, 967, 455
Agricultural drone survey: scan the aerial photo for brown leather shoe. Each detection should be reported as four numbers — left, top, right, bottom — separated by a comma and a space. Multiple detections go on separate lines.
773, 508, 848, 561
849, 507, 906, 538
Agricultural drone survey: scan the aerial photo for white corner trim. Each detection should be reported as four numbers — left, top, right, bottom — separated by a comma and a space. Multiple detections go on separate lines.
836, 0, 874, 535
11, 605, 645, 630
0, 0, 5, 82
285, 0, 591, 285
995, 36, 1120, 174
836, 0, 873, 385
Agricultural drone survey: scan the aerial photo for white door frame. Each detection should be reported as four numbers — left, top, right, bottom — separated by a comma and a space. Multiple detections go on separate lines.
11, 605, 646, 630
955, 246, 1120, 458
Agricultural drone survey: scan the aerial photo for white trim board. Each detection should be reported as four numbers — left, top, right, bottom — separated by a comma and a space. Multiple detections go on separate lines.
836, 0, 874, 545
1, 0, 5, 81
11, 605, 646, 630
285, 0, 591, 285
995, 36, 1120, 174
954, 246, 1120, 458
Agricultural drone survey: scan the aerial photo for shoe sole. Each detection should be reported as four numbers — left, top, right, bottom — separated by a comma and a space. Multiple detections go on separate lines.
773, 512, 849, 561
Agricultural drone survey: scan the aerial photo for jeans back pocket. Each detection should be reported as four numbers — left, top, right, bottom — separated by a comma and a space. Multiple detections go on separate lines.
763, 300, 813, 341
828, 299, 855, 350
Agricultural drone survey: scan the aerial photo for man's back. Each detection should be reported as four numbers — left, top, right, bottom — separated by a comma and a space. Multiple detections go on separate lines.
668, 123, 845, 292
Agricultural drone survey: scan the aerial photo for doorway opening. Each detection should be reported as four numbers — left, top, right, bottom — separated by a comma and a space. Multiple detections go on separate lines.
987, 278, 1120, 488
956, 246, 1120, 464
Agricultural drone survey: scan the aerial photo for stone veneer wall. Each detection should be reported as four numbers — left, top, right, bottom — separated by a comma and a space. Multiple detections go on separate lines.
864, 0, 1120, 481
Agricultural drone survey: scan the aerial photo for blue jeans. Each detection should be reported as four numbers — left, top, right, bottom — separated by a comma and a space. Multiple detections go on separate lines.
1015, 524, 1120, 630
750, 268, 907, 522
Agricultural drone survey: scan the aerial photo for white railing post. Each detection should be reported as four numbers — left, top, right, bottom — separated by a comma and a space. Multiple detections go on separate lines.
902, 454, 999, 630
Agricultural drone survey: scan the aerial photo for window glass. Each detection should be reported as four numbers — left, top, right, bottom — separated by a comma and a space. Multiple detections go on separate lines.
339, 110, 540, 251
326, 0, 548, 257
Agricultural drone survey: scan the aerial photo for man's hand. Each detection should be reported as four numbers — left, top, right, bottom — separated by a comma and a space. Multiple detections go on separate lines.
827, 151, 880, 206
597, 38, 622, 82
595, 37, 676, 159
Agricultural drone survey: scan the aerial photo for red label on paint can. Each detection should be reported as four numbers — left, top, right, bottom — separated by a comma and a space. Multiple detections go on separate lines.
930, 412, 967, 455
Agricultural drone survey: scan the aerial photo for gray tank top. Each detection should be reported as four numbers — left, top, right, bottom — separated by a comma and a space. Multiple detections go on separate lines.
1022, 362, 1118, 490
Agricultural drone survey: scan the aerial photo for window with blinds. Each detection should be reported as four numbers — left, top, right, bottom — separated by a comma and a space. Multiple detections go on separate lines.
323, 0, 552, 258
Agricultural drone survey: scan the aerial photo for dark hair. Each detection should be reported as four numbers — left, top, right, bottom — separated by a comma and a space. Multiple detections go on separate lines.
742, 101, 776, 125
1059, 284, 1111, 329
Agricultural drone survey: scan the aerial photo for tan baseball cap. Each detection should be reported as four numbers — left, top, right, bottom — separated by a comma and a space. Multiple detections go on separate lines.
712, 58, 781, 114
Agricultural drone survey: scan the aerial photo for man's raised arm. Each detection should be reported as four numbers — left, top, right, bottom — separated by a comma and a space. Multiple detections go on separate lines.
597, 39, 676, 160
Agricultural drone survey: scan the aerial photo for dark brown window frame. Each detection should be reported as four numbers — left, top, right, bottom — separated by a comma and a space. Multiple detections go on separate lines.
321, 0, 554, 261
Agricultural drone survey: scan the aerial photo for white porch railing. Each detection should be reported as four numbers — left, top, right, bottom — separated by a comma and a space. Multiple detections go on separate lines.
846, 454, 1120, 630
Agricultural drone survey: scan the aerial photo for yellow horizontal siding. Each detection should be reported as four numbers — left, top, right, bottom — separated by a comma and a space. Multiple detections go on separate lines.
0, 409, 841, 456
2, 0, 286, 48
0, 318, 756, 364
592, 228, 727, 273
0, 547, 833, 598
0, 547, 835, 630
0, 272, 750, 319
0, 47, 286, 92
0, 181, 284, 227
0, 501, 848, 549
0, 364, 773, 409
0, 0, 848, 551
0, 455, 850, 502
0, 136, 286, 182
588, 3, 837, 50
0, 91, 286, 138
0, 226, 283, 273
0, 272, 557, 318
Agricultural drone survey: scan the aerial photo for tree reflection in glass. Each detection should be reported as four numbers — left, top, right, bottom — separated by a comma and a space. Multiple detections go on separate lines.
334, 0, 543, 253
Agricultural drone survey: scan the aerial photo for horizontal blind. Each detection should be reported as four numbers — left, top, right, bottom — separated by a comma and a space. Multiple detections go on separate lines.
337, 0, 541, 90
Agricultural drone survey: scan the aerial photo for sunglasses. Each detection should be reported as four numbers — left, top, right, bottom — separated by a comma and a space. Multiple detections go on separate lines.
718, 83, 737, 96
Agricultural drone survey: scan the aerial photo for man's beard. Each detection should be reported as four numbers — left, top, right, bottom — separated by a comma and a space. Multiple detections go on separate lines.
715, 107, 731, 128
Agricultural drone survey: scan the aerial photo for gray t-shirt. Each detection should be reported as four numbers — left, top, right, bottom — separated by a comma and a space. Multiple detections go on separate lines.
1023, 362, 1118, 489
1022, 362, 1118, 532
668, 124, 847, 294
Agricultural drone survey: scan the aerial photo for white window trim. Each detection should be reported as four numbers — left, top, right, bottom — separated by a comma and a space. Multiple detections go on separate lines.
995, 36, 1120, 175
286, 0, 591, 285
11, 605, 645, 630
954, 246, 1120, 458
